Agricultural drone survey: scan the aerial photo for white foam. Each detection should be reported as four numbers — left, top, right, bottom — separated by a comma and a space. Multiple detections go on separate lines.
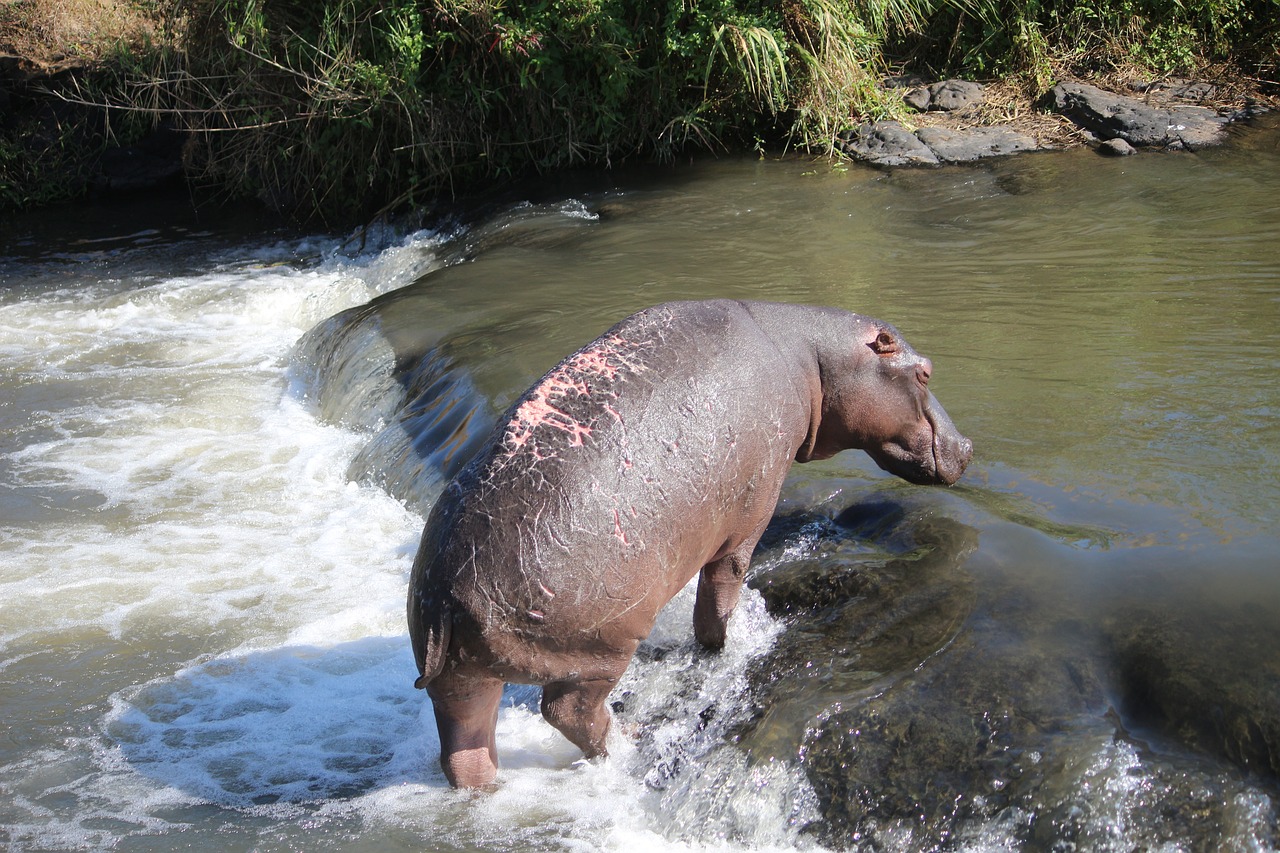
0, 257, 426, 649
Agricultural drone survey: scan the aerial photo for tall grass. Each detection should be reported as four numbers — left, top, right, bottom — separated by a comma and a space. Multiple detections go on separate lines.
786, 0, 896, 152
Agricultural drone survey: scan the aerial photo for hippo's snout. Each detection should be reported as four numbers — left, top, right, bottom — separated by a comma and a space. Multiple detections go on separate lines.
868, 391, 972, 486
933, 430, 973, 486
927, 392, 972, 486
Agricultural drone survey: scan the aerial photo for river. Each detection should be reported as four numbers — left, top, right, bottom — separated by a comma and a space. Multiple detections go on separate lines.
2, 119, 1278, 851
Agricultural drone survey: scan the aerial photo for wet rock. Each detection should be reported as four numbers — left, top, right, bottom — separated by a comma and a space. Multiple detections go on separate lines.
905, 79, 985, 112
1098, 138, 1137, 156
800, 624, 1111, 848
837, 121, 939, 167
1048, 81, 1229, 149
734, 492, 1280, 848
1025, 733, 1277, 851
1106, 602, 1280, 778
739, 499, 982, 774
750, 499, 976, 625
916, 125, 1040, 162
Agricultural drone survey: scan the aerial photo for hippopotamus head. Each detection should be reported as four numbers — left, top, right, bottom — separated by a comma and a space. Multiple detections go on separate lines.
805, 317, 972, 486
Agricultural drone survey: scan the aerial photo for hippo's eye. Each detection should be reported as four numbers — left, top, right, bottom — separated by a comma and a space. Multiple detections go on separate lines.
869, 331, 899, 355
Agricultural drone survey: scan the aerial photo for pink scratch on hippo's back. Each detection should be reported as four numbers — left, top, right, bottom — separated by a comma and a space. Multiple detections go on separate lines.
502, 335, 646, 457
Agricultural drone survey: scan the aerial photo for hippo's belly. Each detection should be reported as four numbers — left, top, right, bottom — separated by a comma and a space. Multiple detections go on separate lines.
441, 427, 789, 680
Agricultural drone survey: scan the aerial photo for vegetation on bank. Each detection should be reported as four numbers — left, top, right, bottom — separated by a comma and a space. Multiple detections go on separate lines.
1, 0, 1276, 222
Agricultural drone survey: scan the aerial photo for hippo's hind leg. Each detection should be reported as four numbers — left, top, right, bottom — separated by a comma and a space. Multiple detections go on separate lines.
540, 650, 634, 760
426, 674, 504, 788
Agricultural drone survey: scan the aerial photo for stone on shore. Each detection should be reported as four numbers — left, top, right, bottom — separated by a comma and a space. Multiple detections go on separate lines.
904, 79, 985, 112
916, 125, 1040, 161
837, 121, 940, 166
834, 75, 1267, 169
838, 121, 1043, 167
1098, 138, 1137, 156
1047, 81, 1229, 149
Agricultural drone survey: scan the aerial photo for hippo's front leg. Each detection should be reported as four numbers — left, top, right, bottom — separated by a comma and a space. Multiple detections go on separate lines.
692, 540, 757, 650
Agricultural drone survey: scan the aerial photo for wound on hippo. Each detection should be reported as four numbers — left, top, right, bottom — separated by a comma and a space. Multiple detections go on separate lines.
407, 299, 972, 788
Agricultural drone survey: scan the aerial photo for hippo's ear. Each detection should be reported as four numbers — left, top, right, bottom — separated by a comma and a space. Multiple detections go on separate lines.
868, 330, 899, 355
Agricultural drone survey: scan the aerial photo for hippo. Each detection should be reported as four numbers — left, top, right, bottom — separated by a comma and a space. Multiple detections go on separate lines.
408, 299, 972, 787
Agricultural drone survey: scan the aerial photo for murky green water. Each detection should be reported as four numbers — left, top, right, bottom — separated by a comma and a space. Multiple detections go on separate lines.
2, 117, 1278, 850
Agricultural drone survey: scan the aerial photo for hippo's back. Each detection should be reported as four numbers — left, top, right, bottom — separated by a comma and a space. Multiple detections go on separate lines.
409, 300, 823, 681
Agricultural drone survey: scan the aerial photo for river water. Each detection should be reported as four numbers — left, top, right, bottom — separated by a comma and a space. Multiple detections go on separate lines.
2, 119, 1278, 851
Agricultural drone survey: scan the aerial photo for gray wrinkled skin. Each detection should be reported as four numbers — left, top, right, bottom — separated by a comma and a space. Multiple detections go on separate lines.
407, 299, 972, 787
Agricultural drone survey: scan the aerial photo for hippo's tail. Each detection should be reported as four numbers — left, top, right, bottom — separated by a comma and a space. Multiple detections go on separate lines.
409, 593, 452, 690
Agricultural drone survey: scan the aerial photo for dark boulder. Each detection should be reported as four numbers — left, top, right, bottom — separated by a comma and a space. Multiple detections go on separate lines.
837, 121, 939, 167
905, 79, 985, 112
916, 125, 1040, 162
1047, 81, 1228, 149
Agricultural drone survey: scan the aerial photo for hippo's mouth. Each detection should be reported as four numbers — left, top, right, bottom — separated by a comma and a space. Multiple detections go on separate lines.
869, 396, 972, 486
925, 396, 972, 486
868, 440, 940, 486
930, 424, 972, 485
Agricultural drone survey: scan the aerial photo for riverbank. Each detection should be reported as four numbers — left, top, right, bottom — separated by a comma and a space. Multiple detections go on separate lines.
2, 0, 1277, 225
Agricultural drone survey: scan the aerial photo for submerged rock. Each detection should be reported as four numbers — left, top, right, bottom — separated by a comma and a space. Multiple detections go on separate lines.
1106, 602, 1280, 778
800, 632, 1112, 847
732, 494, 1280, 849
